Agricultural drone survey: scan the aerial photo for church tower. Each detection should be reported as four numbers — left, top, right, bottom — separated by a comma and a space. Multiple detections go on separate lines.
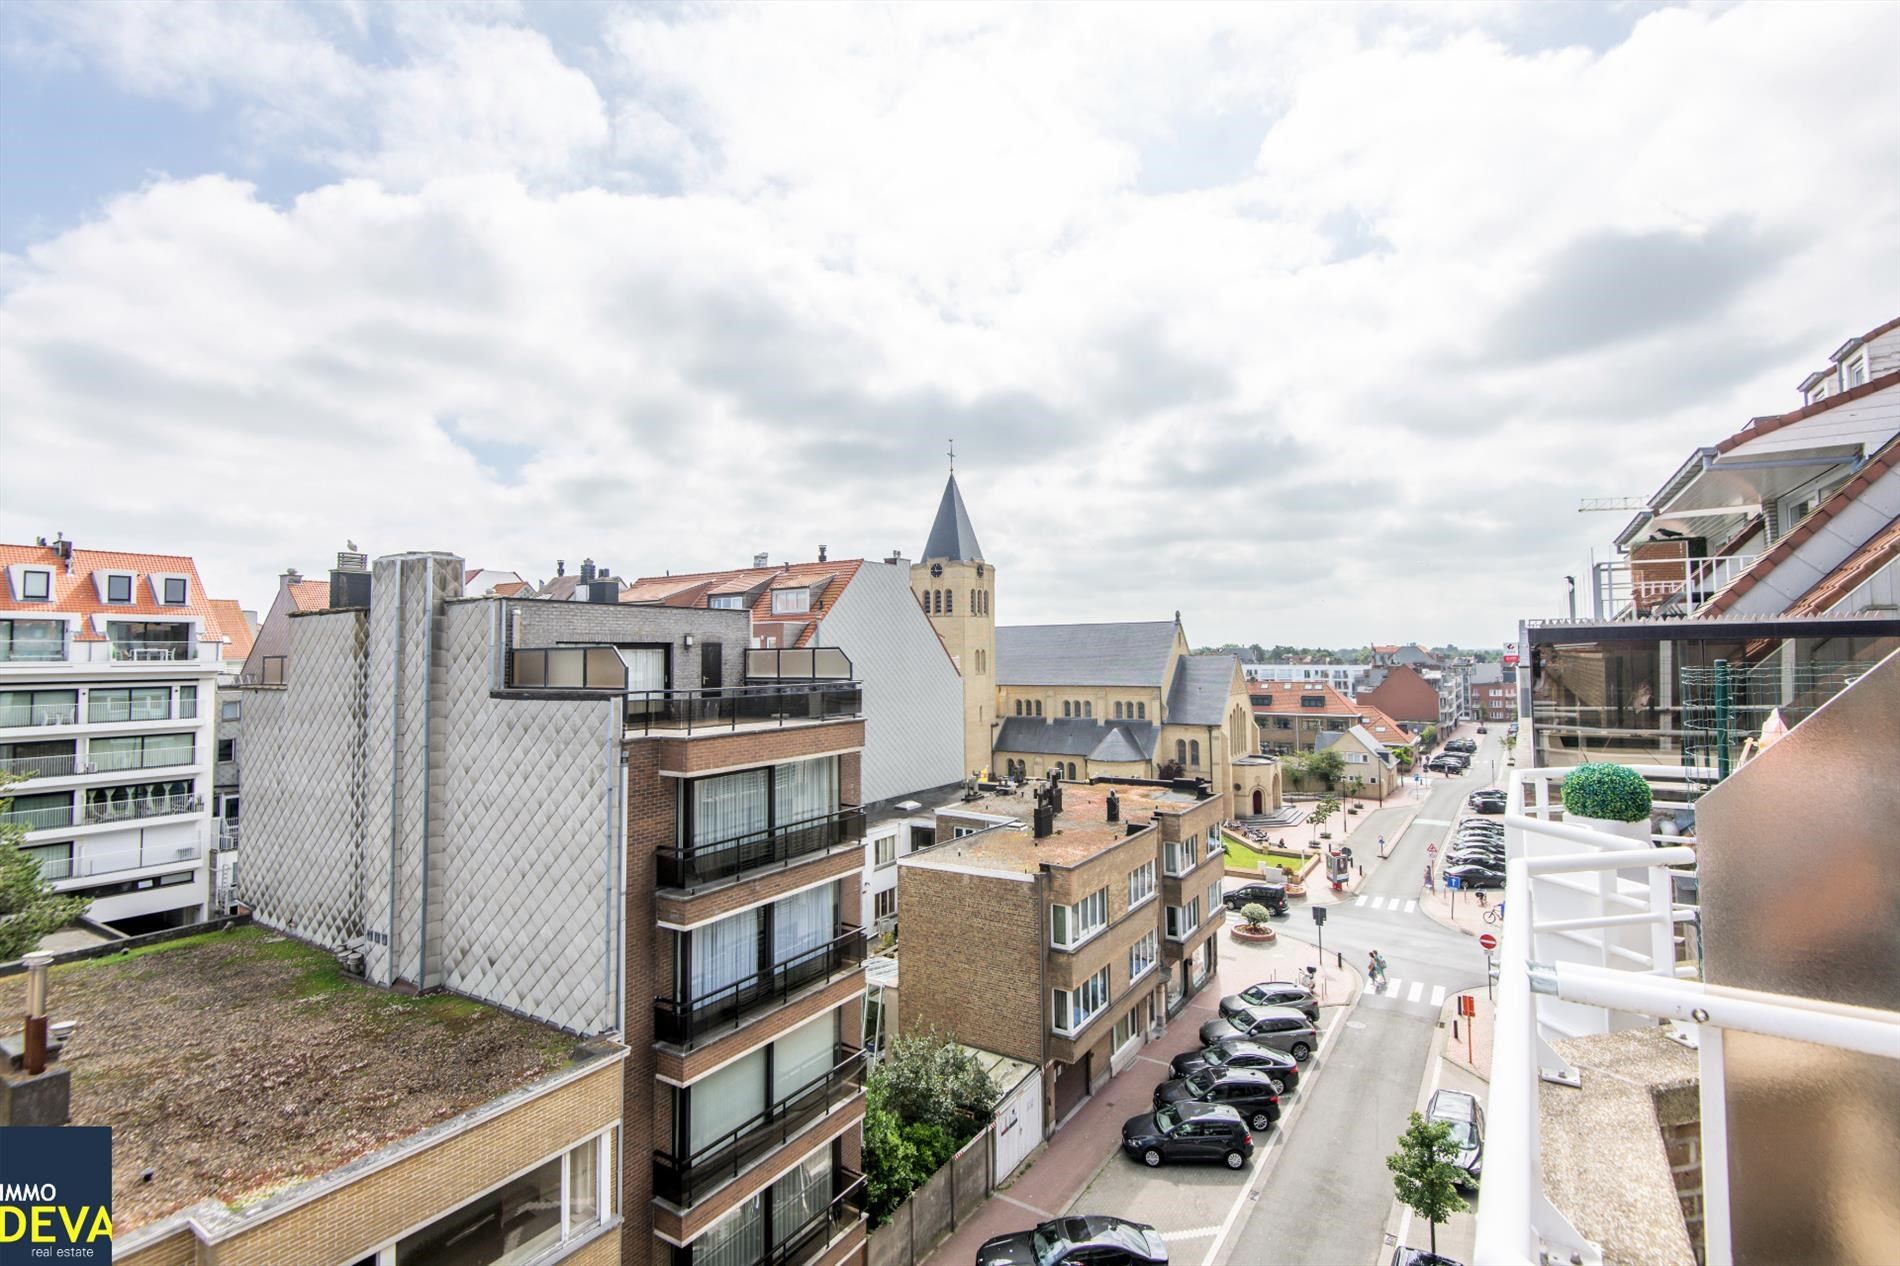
912, 466, 996, 778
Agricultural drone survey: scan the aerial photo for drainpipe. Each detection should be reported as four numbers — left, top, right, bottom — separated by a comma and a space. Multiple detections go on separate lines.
417, 558, 437, 989
386, 563, 405, 978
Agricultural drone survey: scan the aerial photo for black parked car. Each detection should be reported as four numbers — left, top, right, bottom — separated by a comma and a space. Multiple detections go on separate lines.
1222, 883, 1289, 917
1154, 1067, 1282, 1132
1168, 1039, 1301, 1094
1425, 755, 1466, 774
1199, 1005, 1319, 1062
1220, 980, 1319, 1023
1426, 1089, 1485, 1189
1120, 1101, 1254, 1170
1444, 864, 1506, 890
1446, 738, 1478, 754
1447, 849, 1505, 866
976, 1215, 1170, 1266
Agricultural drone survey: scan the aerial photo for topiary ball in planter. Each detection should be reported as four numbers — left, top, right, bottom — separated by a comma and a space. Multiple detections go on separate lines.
1561, 763, 1652, 823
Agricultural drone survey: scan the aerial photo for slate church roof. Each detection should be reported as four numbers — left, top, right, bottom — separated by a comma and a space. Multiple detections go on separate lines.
995, 620, 1177, 687
922, 474, 984, 562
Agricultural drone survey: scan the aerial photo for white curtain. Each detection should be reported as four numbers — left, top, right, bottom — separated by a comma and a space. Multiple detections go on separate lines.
620, 647, 667, 693
695, 1194, 764, 1266
773, 757, 838, 826
772, 1147, 833, 1240
773, 1012, 837, 1100
694, 769, 769, 848
773, 885, 836, 965
690, 908, 758, 1001
690, 1047, 767, 1154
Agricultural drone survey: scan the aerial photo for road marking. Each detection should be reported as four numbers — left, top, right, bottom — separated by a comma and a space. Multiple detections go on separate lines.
1429, 985, 1447, 1008
1354, 895, 1368, 907
1381, 977, 1402, 995
1160, 1226, 1222, 1241
1403, 900, 1418, 914
996, 1192, 1055, 1220
1407, 980, 1424, 1003
1414, 817, 1452, 825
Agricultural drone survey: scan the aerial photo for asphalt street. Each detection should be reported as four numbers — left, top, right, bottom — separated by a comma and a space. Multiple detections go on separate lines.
1222, 727, 1504, 1266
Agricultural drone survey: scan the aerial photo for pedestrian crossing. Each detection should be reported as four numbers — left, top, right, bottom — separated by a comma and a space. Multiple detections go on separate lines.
1352, 895, 1419, 914
1364, 978, 1447, 1011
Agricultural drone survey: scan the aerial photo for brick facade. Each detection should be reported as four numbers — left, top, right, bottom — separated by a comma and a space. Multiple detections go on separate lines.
897, 864, 1045, 1065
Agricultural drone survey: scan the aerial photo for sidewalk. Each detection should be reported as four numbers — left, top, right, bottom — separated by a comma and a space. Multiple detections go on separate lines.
919, 923, 1361, 1266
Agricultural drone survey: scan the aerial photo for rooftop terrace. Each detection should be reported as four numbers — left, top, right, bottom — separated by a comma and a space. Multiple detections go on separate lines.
0, 925, 591, 1232
917, 779, 1209, 873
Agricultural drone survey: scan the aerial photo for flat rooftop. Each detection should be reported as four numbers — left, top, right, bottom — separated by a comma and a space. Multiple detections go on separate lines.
0, 925, 587, 1233
919, 780, 1208, 873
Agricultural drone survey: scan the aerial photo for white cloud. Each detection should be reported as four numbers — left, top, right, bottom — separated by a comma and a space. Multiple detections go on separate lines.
2, 1, 1898, 646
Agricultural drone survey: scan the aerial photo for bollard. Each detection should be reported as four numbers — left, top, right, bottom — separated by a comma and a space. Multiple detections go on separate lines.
1452, 1019, 1459, 1040
1336, 951, 1343, 969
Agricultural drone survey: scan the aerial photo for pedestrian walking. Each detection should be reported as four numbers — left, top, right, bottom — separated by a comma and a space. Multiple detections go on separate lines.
1424, 862, 1435, 893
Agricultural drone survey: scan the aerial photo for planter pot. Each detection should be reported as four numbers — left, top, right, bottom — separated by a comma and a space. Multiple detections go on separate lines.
1319, 832, 1333, 840
1285, 883, 1306, 899
1231, 925, 1277, 944
1565, 812, 1650, 845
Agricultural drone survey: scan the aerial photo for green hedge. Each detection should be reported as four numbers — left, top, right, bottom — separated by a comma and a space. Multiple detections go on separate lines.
1560, 763, 1652, 823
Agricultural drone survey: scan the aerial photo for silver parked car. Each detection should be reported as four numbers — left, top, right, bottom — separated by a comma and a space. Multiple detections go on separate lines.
1198, 1005, 1319, 1062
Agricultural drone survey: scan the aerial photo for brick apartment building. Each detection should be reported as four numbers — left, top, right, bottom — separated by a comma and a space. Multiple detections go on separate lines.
1354, 664, 1444, 730
238, 551, 875, 1266
1472, 680, 1517, 722
1247, 679, 1362, 755
897, 778, 1228, 1134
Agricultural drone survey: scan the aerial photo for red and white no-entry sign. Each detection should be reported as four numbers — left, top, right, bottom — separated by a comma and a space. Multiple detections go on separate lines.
1479, 933, 1498, 951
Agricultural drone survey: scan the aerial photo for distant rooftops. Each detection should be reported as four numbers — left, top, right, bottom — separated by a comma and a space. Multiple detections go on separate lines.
911, 780, 1207, 874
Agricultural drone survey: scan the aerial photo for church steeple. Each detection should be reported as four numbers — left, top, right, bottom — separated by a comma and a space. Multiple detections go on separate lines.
922, 474, 984, 562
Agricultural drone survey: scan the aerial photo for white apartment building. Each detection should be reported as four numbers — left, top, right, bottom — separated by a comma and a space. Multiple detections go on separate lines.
1, 536, 245, 935
1241, 662, 1372, 693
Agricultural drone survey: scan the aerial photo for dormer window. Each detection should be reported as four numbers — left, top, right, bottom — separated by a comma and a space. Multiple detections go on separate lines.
18, 570, 51, 602
105, 574, 134, 604
771, 588, 810, 615
161, 577, 188, 605
709, 595, 747, 611
1845, 356, 1868, 388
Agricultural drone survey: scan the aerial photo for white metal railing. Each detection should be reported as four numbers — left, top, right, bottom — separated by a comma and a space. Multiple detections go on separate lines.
0, 752, 78, 778
0, 704, 80, 727
1474, 765, 1900, 1266
1590, 555, 1760, 620
41, 842, 203, 883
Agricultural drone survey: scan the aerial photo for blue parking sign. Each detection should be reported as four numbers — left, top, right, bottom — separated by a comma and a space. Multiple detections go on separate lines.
1445, 874, 1463, 890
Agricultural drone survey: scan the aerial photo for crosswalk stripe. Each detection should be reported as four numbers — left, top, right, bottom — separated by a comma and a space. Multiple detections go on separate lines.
1429, 985, 1446, 1008
1382, 977, 1402, 995
1415, 817, 1452, 825
1407, 980, 1424, 1003
1404, 900, 1418, 914
1354, 895, 1367, 907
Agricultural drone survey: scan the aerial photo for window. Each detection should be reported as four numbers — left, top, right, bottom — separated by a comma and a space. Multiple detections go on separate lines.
1034, 700, 1043, 717
944, 590, 953, 615
1128, 861, 1155, 908
1136, 702, 1146, 720
709, 594, 747, 610
1014, 699, 1023, 716
875, 888, 896, 923
1114, 701, 1123, 719
952, 826, 977, 839
1129, 930, 1157, 982
1052, 966, 1110, 1035
1063, 700, 1072, 718
1163, 839, 1187, 877
1207, 880, 1224, 917
105, 573, 133, 604
0, 619, 64, 662
178, 685, 197, 719
1847, 356, 1868, 388
218, 738, 236, 763
1083, 701, 1092, 718
393, 1128, 614, 1266
220, 698, 241, 721
87, 686, 172, 723
18, 571, 50, 602
1189, 740, 1200, 767
0, 689, 77, 727
771, 588, 811, 615
1275, 717, 1293, 730
1050, 888, 1108, 949
1066, 761, 1077, 780
1175, 739, 1187, 765
970, 589, 976, 612
1166, 898, 1201, 939
161, 577, 187, 605
874, 834, 897, 867
90, 733, 193, 771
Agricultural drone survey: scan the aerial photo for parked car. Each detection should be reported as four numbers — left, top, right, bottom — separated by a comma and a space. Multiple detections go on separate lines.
1169, 1039, 1301, 1094
1447, 847, 1505, 864
1476, 725, 1488, 734
976, 1215, 1170, 1266
1390, 1250, 1465, 1266
1425, 756, 1464, 774
1222, 883, 1289, 917
1427, 1088, 1485, 1188
1444, 864, 1506, 890
1153, 1067, 1282, 1132
1446, 738, 1477, 754
1467, 799, 1506, 815
1455, 821, 1504, 836
1120, 1101, 1254, 1170
1199, 1005, 1319, 1062
1221, 981, 1319, 1023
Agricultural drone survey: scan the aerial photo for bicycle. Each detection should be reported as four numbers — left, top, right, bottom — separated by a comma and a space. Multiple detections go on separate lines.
1484, 902, 1505, 926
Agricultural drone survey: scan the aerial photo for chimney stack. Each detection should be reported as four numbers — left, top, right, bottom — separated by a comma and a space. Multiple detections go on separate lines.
818, 545, 828, 563
1106, 790, 1120, 823
579, 558, 597, 583
1, 951, 71, 1128
1033, 802, 1054, 840
753, 552, 769, 568
556, 559, 566, 577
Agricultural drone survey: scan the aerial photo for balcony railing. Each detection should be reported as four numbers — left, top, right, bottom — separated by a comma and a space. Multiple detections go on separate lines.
653, 1048, 867, 1208
0, 752, 77, 778
655, 926, 865, 1047
0, 642, 67, 663
87, 747, 196, 773
40, 843, 202, 883
1, 804, 74, 831
744, 647, 856, 681
1590, 554, 1760, 620
658, 807, 867, 889
668, 1170, 867, 1266
0, 704, 79, 727
82, 793, 203, 826
627, 682, 862, 736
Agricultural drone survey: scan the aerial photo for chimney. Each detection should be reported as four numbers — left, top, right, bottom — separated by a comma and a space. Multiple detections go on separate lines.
579, 558, 597, 583
1, 951, 71, 1127
1106, 790, 1120, 823
54, 532, 73, 571
1033, 802, 1054, 840
335, 549, 368, 573
556, 559, 566, 577
753, 552, 769, 568
818, 544, 828, 563
584, 579, 619, 604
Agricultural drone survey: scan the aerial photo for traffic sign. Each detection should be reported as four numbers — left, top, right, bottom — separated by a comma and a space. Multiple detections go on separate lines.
1312, 906, 1327, 926
1479, 932, 1498, 951
1426, 842, 1437, 856
1445, 874, 1463, 890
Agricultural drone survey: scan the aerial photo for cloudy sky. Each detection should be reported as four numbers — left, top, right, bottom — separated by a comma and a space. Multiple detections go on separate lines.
3, 1, 1896, 647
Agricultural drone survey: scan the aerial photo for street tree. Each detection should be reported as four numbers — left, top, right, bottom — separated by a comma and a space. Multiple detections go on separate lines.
1, 773, 91, 961
1309, 795, 1340, 841
1385, 1111, 1470, 1256
1306, 747, 1345, 790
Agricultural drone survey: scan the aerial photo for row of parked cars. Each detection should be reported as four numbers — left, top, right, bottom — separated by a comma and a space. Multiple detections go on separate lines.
1441, 804, 1507, 890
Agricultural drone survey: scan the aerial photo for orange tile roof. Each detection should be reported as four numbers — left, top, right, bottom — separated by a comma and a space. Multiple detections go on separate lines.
208, 599, 256, 660
0, 542, 237, 645
1247, 680, 1362, 717
627, 559, 865, 647
491, 580, 529, 598
1357, 704, 1413, 746
287, 580, 332, 613
1784, 515, 1900, 616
